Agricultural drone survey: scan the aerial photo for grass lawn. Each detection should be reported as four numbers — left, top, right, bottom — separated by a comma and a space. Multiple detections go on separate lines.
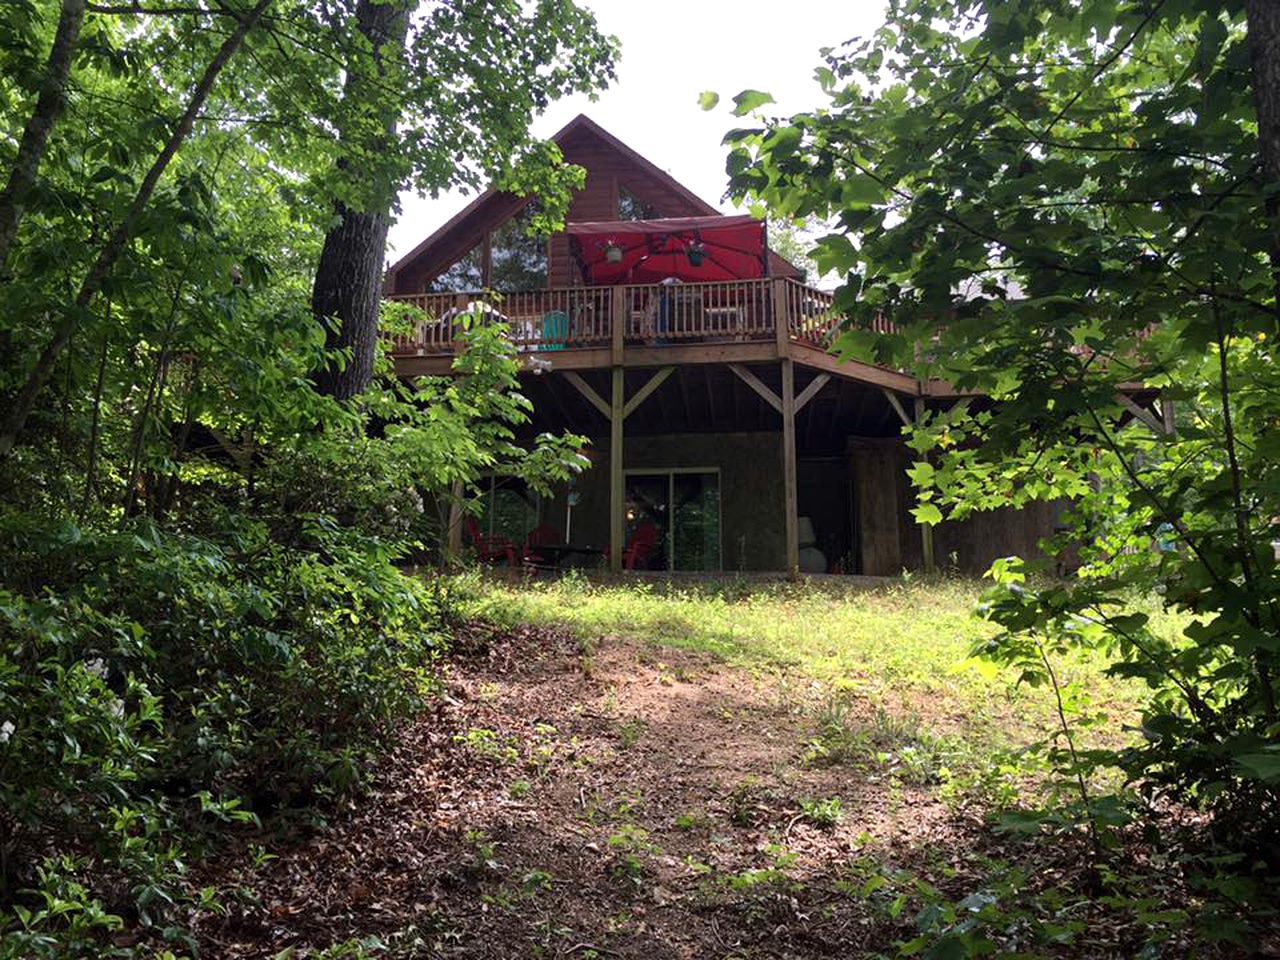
202, 573, 1230, 958
450, 570, 1144, 759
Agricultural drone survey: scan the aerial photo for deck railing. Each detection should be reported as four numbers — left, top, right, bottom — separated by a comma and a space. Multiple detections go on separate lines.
386, 277, 888, 357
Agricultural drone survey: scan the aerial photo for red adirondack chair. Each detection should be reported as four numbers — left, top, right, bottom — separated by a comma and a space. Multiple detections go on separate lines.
522, 523, 560, 566
465, 516, 517, 566
605, 520, 659, 570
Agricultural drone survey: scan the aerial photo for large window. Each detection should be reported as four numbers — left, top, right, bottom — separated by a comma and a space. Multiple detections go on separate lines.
430, 241, 482, 292
618, 185, 658, 221
489, 203, 548, 292
624, 469, 720, 571
427, 203, 549, 293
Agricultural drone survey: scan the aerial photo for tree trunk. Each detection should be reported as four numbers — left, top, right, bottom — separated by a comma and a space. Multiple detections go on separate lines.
0, 0, 272, 458
311, 201, 395, 400
1245, 0, 1280, 318
0, 0, 86, 270
310, 0, 411, 402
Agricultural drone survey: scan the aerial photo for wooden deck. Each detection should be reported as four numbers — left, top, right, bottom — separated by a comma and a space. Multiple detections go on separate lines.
385, 277, 941, 395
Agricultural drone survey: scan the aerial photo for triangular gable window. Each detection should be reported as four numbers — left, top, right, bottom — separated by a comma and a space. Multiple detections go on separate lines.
490, 203, 547, 292
618, 185, 658, 221
430, 242, 482, 292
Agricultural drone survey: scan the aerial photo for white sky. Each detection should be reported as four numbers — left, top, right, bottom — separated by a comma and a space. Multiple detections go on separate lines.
387, 0, 888, 260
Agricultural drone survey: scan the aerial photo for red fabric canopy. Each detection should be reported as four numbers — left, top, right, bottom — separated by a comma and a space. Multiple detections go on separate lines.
566, 215, 768, 285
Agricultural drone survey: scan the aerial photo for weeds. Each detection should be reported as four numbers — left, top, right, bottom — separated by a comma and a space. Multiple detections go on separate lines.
797, 796, 843, 830
803, 698, 971, 786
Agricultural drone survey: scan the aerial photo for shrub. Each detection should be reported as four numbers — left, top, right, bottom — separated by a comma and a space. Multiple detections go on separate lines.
0, 510, 444, 953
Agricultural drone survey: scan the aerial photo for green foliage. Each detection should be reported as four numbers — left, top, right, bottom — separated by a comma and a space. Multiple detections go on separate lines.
0, 0, 615, 954
797, 796, 843, 830
721, 0, 1280, 896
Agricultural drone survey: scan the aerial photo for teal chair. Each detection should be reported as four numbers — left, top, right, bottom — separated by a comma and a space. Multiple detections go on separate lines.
540, 310, 568, 350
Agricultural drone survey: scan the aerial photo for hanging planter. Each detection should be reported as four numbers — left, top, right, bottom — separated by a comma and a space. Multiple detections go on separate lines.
604, 241, 623, 263
686, 239, 706, 267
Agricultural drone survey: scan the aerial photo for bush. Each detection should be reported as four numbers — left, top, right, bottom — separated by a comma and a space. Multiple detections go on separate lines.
0, 509, 445, 954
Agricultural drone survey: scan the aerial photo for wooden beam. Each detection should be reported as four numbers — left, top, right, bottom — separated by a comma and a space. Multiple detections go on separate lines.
625, 340, 778, 368
1117, 393, 1165, 435
914, 397, 936, 575
791, 340, 922, 393
794, 373, 830, 413
623, 366, 674, 420
781, 358, 799, 576
882, 388, 912, 428
610, 366, 624, 573
563, 371, 612, 422
1161, 390, 1175, 435
728, 363, 782, 413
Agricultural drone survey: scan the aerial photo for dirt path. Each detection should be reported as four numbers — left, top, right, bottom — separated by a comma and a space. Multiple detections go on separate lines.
194, 626, 999, 958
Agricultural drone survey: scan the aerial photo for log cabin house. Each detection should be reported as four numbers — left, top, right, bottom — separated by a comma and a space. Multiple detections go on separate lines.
385, 114, 1063, 575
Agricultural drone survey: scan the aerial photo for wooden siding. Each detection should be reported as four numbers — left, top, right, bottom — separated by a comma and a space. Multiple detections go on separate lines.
386, 114, 803, 295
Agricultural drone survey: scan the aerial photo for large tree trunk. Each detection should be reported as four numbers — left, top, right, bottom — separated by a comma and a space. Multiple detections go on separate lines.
311, 202, 395, 401
0, 0, 87, 270
310, 0, 411, 402
0, 0, 272, 458
1245, 0, 1280, 317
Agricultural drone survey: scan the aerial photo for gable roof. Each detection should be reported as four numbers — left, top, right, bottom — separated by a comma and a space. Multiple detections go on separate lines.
386, 114, 800, 290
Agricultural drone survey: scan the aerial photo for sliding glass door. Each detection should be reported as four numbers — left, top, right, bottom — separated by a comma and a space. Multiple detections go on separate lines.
623, 470, 721, 571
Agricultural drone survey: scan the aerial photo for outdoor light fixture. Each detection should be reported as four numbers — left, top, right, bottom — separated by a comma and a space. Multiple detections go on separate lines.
686, 238, 706, 267
604, 240, 623, 263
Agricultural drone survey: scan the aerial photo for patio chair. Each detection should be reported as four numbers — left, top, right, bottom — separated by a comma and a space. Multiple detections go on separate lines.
522, 523, 561, 566
539, 310, 569, 350
464, 516, 517, 566
605, 520, 660, 570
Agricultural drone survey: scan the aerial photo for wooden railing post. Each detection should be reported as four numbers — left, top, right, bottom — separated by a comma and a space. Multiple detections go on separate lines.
451, 293, 469, 356
611, 285, 626, 364
772, 277, 789, 357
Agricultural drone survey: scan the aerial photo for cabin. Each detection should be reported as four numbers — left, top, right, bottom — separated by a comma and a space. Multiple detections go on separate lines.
386, 115, 1062, 575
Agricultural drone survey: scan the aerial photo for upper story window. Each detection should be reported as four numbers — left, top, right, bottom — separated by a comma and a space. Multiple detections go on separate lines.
430, 242, 482, 292
619, 185, 657, 221
425, 203, 548, 293
490, 203, 548, 292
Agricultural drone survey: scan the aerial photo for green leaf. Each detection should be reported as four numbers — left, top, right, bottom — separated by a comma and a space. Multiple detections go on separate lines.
912, 503, 943, 525
1236, 751, 1280, 783
697, 91, 719, 111
731, 89, 775, 116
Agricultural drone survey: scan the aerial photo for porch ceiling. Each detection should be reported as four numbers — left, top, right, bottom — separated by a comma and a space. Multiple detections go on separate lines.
514, 364, 906, 455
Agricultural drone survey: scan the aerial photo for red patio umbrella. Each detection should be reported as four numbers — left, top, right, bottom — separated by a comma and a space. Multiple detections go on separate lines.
566, 215, 769, 285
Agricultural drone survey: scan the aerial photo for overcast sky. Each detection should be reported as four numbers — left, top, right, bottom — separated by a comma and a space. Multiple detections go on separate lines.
386, 1, 887, 260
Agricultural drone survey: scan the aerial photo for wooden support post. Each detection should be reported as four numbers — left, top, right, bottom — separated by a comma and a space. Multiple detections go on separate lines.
610, 365, 624, 573
781, 357, 799, 576
914, 397, 936, 574
446, 478, 464, 561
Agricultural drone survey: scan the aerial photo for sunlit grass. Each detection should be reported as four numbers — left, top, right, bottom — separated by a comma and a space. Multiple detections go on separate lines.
444, 570, 1147, 752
